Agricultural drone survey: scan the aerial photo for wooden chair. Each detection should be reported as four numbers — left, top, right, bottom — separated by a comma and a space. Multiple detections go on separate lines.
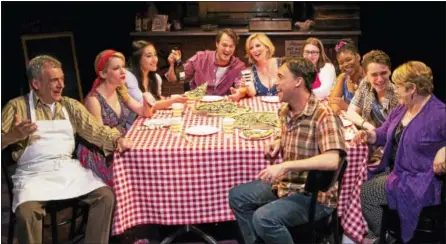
291, 156, 348, 244
2, 146, 89, 244
379, 174, 446, 244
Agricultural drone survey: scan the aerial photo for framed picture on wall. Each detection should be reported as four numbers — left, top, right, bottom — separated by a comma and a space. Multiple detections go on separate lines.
21, 32, 84, 102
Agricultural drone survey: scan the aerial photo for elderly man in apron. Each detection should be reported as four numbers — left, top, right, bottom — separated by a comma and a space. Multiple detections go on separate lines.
1, 55, 133, 244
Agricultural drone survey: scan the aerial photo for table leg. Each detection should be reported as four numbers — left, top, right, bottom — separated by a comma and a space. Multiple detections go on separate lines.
160, 224, 218, 244
189, 225, 218, 244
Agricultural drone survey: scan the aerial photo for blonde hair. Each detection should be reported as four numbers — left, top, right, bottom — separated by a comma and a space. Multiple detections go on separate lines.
300, 37, 331, 72
94, 51, 126, 73
392, 61, 434, 95
93, 50, 130, 102
245, 33, 275, 64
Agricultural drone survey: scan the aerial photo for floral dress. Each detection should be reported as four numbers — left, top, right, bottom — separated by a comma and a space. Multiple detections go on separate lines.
77, 92, 136, 187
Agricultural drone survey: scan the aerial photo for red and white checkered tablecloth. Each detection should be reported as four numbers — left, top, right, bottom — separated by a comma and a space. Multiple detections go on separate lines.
318, 100, 369, 243
339, 127, 369, 243
111, 97, 369, 239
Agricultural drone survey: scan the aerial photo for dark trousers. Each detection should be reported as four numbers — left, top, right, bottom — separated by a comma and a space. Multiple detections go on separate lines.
360, 175, 388, 238
15, 186, 115, 244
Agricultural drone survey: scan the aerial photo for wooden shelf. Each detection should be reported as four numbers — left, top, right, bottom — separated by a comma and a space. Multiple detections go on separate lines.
130, 28, 361, 37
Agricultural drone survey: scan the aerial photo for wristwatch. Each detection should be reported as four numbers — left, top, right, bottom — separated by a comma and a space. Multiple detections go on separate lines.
360, 120, 366, 129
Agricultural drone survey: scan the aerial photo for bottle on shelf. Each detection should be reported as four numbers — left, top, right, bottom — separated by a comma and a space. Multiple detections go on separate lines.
135, 13, 142, 32
172, 47, 186, 82
142, 12, 149, 31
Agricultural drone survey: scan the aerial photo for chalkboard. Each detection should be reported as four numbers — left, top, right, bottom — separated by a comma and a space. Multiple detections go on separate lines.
21, 32, 83, 102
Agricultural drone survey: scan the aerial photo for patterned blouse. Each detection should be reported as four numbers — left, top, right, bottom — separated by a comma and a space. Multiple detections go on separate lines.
350, 78, 398, 128
252, 58, 280, 96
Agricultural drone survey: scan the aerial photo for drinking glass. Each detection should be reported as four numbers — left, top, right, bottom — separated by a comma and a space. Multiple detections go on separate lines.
170, 117, 183, 135
222, 117, 235, 139
172, 103, 184, 117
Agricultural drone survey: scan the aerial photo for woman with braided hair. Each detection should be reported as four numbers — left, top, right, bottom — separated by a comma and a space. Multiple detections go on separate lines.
329, 39, 364, 114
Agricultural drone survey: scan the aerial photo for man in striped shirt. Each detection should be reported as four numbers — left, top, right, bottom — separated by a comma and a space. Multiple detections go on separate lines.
1, 55, 132, 244
229, 57, 346, 244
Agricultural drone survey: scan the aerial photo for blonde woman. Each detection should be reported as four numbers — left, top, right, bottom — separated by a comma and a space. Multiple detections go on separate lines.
77, 49, 152, 187
301, 37, 336, 99
229, 33, 279, 101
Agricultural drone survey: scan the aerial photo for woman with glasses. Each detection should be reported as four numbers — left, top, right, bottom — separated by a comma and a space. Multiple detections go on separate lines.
301, 37, 336, 99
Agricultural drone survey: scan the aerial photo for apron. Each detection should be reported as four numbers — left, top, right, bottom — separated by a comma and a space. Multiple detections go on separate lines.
11, 91, 107, 212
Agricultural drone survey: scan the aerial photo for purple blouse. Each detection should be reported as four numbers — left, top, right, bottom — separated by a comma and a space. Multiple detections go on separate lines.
370, 95, 446, 242
183, 50, 246, 96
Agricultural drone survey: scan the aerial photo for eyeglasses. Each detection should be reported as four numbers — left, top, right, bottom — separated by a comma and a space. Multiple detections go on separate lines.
303, 50, 320, 56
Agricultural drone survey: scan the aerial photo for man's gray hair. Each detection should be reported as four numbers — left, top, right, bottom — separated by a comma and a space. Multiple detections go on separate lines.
26, 55, 62, 81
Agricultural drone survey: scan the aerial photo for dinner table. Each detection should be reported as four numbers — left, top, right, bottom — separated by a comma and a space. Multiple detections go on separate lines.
111, 96, 369, 243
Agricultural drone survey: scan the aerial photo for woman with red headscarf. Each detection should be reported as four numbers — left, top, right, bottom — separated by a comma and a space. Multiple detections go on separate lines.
76, 50, 153, 187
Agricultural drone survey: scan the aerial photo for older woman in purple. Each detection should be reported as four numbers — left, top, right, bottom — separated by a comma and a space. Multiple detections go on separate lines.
353, 61, 446, 243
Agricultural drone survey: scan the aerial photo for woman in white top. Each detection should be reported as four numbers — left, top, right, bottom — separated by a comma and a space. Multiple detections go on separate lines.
301, 37, 336, 99
126, 40, 187, 110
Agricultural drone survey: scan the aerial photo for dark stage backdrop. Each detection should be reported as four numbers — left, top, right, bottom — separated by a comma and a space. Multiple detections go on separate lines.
2, 2, 445, 106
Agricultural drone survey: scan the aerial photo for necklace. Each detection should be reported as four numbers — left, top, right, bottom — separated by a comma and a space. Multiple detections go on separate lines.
267, 76, 275, 96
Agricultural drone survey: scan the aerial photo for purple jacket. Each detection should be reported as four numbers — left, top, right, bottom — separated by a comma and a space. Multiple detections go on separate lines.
184, 50, 246, 96
370, 95, 446, 242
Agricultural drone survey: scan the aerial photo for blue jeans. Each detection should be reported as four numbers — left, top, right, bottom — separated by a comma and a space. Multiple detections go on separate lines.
229, 180, 333, 244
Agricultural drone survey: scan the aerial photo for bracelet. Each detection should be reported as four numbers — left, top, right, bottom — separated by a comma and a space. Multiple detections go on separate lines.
360, 120, 366, 129
113, 136, 123, 149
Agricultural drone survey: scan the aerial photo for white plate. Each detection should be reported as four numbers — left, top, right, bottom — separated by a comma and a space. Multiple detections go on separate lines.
185, 125, 220, 136
143, 118, 172, 128
201, 95, 224, 102
339, 115, 353, 127
344, 131, 355, 141
239, 129, 274, 140
261, 96, 280, 103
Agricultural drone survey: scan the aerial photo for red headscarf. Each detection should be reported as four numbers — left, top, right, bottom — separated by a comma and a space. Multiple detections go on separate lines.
88, 50, 118, 97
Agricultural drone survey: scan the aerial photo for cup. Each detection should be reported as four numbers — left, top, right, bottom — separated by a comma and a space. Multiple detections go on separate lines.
172, 103, 184, 117
222, 117, 235, 138
170, 117, 183, 135
241, 69, 254, 87
187, 98, 196, 107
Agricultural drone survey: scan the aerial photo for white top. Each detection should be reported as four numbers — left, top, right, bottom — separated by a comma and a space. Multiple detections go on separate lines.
126, 70, 162, 104
215, 66, 229, 87
312, 63, 336, 99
